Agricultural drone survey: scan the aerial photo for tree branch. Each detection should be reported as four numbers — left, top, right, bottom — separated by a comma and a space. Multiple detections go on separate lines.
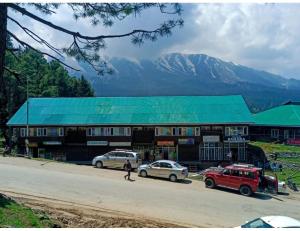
8, 31, 79, 71
8, 3, 181, 40
8, 16, 63, 57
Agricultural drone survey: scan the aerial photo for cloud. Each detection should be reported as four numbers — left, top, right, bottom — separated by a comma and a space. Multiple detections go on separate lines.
7, 3, 300, 79
165, 3, 300, 79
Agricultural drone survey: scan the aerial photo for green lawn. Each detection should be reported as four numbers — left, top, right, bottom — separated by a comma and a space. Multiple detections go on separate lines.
0, 194, 54, 228
250, 141, 300, 153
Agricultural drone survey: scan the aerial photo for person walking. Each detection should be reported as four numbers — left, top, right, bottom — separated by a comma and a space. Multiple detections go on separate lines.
124, 159, 132, 180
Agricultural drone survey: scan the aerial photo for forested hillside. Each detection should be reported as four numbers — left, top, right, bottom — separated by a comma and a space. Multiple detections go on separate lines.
1, 47, 94, 143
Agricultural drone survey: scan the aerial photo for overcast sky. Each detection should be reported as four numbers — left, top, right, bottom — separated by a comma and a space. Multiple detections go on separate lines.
8, 3, 300, 79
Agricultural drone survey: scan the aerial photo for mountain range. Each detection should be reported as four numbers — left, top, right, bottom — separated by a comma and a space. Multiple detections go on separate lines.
68, 53, 300, 112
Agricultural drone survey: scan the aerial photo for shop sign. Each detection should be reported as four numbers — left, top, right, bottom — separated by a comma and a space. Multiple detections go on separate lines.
43, 141, 62, 145
109, 142, 131, 147
226, 136, 245, 142
203, 136, 219, 142
178, 138, 194, 145
87, 141, 108, 146
157, 141, 174, 146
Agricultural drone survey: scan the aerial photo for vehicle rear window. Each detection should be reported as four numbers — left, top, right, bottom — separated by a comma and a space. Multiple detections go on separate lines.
174, 163, 183, 168
241, 218, 273, 228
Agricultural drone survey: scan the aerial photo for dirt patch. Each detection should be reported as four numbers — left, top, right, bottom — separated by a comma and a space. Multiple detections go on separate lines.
3, 191, 185, 228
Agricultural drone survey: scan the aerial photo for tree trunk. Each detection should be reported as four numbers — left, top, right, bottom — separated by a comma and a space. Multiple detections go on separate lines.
0, 4, 9, 145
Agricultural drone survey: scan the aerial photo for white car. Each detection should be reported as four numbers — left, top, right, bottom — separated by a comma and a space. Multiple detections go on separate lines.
238, 216, 300, 228
138, 160, 188, 182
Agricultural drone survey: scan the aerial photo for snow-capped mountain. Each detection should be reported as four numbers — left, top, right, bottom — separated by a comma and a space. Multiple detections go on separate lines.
69, 53, 300, 112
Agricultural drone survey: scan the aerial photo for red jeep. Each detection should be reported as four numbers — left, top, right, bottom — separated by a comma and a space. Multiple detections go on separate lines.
203, 164, 264, 196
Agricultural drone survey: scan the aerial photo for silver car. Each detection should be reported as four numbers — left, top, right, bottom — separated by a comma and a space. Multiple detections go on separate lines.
138, 160, 188, 182
92, 149, 141, 170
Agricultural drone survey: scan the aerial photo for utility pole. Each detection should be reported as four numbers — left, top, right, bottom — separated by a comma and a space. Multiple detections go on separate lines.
25, 73, 30, 158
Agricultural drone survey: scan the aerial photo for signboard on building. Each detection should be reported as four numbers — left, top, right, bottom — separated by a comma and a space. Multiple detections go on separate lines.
43, 141, 62, 145
109, 142, 131, 147
225, 136, 246, 143
157, 141, 174, 146
203, 136, 220, 142
87, 141, 108, 146
178, 138, 195, 145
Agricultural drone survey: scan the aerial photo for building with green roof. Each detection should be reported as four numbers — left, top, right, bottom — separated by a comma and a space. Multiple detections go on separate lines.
250, 102, 300, 144
7, 95, 253, 166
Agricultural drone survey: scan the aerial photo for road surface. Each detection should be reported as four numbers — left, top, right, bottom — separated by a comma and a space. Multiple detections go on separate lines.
0, 156, 300, 227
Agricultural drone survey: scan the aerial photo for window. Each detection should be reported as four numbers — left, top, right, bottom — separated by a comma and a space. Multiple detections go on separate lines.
223, 169, 230, 175
271, 129, 279, 138
212, 126, 223, 131
156, 127, 171, 136
186, 127, 194, 136
20, 128, 27, 137
126, 153, 134, 158
155, 127, 159, 136
125, 127, 131, 136
225, 126, 248, 136
48, 128, 58, 137
151, 162, 160, 167
59, 128, 64, 136
201, 126, 210, 131
29, 128, 35, 137
37, 128, 47, 137
172, 127, 182, 136
112, 127, 126, 136
160, 162, 172, 168
195, 127, 200, 136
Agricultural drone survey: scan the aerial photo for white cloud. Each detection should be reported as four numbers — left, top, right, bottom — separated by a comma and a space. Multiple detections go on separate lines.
165, 3, 300, 79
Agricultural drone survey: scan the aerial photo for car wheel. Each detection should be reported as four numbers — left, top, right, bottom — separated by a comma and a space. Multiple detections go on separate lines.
140, 170, 147, 177
169, 174, 177, 182
205, 178, 215, 188
96, 161, 103, 168
240, 185, 252, 196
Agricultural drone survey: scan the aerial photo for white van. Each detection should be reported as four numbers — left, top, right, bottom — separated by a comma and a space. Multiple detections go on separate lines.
92, 149, 141, 170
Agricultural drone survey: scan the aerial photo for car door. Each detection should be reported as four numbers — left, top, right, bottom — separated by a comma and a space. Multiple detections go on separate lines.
229, 170, 244, 189
214, 168, 232, 187
106, 152, 116, 168
159, 162, 173, 178
147, 162, 161, 177
113, 152, 122, 168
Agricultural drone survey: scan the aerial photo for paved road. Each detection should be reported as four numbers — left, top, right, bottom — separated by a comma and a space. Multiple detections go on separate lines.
1, 156, 300, 227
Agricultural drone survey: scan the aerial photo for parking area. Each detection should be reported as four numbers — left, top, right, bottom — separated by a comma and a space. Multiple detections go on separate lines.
0, 156, 300, 227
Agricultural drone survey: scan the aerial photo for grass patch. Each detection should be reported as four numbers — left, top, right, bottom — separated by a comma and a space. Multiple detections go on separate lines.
250, 141, 300, 153
0, 194, 54, 228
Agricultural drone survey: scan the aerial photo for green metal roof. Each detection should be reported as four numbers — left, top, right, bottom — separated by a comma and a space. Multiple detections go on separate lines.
7, 95, 253, 126
253, 102, 300, 127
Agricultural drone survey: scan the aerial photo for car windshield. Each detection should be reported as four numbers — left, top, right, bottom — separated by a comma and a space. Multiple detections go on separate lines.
173, 163, 183, 168
241, 218, 273, 228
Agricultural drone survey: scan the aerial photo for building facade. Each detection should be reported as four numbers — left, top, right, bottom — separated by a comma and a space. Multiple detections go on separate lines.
250, 102, 300, 145
7, 96, 253, 166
